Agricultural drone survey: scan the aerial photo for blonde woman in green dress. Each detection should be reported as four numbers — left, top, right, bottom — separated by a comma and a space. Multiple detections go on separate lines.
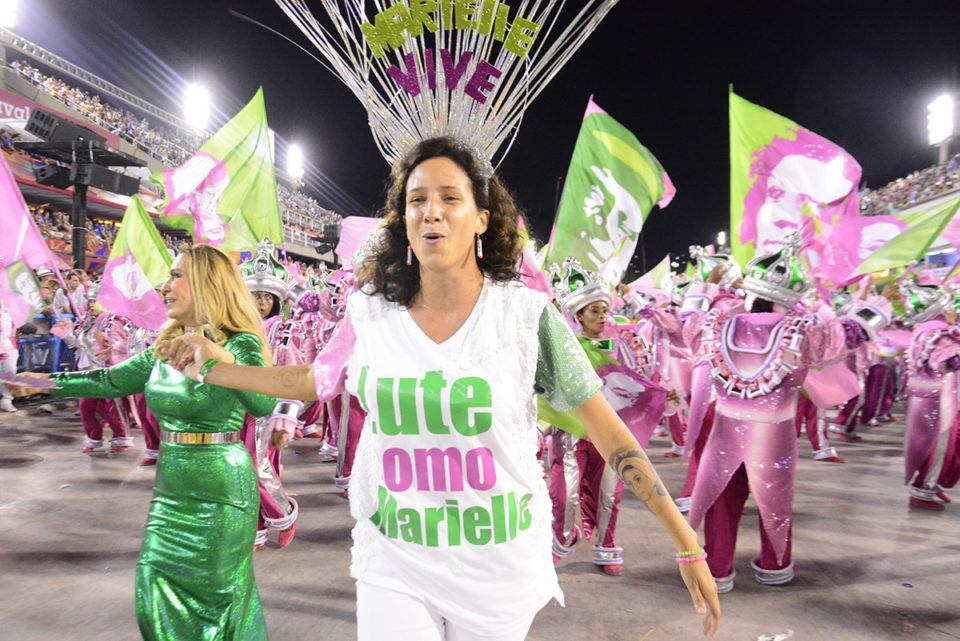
38, 244, 276, 640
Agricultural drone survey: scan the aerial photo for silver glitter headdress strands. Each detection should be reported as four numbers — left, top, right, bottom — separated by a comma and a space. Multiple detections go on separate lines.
274, 0, 620, 168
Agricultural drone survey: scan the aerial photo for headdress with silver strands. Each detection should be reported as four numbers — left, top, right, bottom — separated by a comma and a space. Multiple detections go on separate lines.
273, 0, 620, 167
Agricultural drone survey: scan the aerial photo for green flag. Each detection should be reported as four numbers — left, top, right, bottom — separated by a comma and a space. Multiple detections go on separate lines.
857, 197, 960, 276
151, 88, 283, 252
546, 97, 674, 286
730, 87, 862, 268
97, 195, 173, 329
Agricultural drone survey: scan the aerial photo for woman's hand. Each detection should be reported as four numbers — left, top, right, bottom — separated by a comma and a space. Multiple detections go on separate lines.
678, 559, 721, 637
14, 372, 53, 394
159, 333, 235, 380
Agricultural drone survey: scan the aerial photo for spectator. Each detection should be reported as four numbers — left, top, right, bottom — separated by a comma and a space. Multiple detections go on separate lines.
53, 271, 83, 316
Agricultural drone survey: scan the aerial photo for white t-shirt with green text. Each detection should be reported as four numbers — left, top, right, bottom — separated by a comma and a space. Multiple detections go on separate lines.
345, 279, 599, 633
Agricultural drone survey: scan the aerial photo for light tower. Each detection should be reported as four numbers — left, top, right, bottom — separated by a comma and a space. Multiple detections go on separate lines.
928, 93, 956, 163
183, 83, 211, 131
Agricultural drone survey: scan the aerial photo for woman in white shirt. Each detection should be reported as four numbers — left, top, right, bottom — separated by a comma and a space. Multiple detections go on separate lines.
164, 136, 721, 640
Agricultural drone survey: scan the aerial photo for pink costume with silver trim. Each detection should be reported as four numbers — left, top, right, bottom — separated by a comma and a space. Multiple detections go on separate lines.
665, 284, 881, 581
242, 312, 300, 545
77, 313, 137, 451
904, 319, 960, 500
548, 334, 636, 567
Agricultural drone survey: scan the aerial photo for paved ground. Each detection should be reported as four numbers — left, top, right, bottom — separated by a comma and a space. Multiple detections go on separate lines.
1, 397, 958, 641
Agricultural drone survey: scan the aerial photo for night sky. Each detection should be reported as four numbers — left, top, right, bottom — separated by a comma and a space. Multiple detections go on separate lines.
16, 0, 960, 278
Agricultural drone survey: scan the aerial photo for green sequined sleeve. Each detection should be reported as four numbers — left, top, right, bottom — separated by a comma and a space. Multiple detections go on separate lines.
534, 303, 602, 411
50, 348, 155, 399
226, 333, 278, 418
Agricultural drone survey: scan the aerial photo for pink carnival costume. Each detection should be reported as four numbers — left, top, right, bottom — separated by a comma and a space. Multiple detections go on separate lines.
545, 258, 666, 575
671, 248, 744, 510
315, 270, 367, 486
681, 234, 890, 591
74, 305, 138, 453
239, 240, 306, 548
901, 282, 960, 510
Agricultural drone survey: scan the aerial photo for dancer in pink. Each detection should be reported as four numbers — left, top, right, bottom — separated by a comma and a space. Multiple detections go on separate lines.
239, 239, 303, 548
659, 234, 892, 591
901, 281, 960, 510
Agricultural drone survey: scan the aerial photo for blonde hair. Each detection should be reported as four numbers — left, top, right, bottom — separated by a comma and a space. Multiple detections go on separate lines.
156, 244, 271, 363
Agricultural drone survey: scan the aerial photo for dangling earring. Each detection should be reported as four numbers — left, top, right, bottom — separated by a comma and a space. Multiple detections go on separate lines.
476, 234, 483, 259
406, 244, 413, 266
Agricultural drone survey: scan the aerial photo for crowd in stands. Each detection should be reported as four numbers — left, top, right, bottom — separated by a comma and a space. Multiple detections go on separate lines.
278, 185, 341, 232
29, 204, 191, 263
27, 204, 323, 275
860, 152, 960, 216
8, 61, 344, 240
11, 60, 201, 167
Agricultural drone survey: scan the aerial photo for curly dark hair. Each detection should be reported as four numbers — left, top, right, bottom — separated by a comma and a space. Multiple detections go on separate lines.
357, 136, 525, 306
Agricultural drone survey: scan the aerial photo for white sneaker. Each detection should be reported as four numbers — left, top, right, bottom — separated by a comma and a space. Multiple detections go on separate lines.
0, 398, 14, 412
38, 403, 55, 413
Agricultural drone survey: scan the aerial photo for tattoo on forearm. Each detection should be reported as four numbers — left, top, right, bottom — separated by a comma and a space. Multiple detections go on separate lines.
610, 447, 669, 511
277, 368, 301, 391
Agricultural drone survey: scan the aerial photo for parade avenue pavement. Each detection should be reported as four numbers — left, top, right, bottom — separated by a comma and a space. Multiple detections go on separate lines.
1, 397, 958, 641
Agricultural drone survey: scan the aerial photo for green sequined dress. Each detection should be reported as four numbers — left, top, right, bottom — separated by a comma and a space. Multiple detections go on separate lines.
52, 332, 276, 641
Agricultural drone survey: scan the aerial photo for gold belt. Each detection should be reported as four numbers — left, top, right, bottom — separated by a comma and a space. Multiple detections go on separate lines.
160, 430, 239, 445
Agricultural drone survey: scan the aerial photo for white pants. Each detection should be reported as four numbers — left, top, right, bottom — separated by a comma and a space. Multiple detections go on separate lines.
356, 580, 538, 641
0, 351, 16, 401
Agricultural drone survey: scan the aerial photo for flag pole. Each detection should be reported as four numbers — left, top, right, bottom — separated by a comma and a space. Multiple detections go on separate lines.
638, 229, 648, 274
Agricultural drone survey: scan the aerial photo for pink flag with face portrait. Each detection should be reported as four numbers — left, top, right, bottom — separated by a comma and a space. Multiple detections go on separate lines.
810, 215, 908, 285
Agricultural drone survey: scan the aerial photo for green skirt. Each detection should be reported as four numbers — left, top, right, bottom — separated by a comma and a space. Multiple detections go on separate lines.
135, 440, 267, 641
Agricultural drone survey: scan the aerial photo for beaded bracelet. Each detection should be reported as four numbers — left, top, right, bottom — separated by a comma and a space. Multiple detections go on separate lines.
675, 548, 707, 563
197, 359, 219, 385
676, 553, 708, 563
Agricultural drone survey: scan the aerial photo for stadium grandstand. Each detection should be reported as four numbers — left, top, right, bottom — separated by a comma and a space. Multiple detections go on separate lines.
0, 28, 350, 271
860, 151, 960, 217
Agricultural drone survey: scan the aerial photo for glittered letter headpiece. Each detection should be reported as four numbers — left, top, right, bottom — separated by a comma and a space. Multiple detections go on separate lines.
275, 0, 620, 168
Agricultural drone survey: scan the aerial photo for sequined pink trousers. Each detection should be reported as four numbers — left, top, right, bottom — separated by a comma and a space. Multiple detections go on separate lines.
691, 414, 797, 578
905, 373, 960, 490
548, 433, 623, 550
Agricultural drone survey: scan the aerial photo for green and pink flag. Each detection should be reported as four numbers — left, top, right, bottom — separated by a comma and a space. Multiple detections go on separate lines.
0, 155, 57, 270
96, 195, 172, 329
0, 260, 46, 326
730, 88, 862, 268
0, 154, 64, 324
151, 88, 283, 252
546, 97, 674, 286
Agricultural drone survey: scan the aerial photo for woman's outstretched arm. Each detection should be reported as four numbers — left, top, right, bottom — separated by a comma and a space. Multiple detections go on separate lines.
163, 333, 319, 401
573, 391, 721, 638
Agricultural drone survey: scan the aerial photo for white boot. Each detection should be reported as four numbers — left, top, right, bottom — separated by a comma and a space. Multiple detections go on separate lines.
0, 398, 15, 412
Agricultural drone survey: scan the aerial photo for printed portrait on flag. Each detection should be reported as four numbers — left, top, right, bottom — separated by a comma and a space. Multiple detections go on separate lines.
730, 89, 862, 267
741, 129, 860, 256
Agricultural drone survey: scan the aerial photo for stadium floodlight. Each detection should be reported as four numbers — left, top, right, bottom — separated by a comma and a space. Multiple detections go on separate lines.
0, 0, 18, 28
927, 94, 955, 146
183, 83, 211, 130
287, 144, 304, 180
716, 231, 727, 248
